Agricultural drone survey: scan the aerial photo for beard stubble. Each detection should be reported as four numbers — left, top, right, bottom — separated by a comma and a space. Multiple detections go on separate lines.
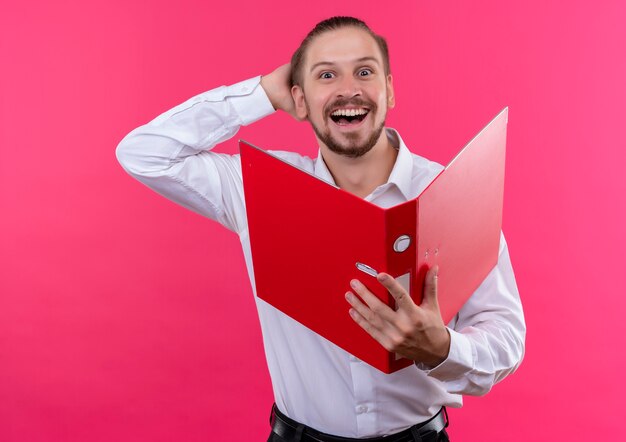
306, 97, 386, 159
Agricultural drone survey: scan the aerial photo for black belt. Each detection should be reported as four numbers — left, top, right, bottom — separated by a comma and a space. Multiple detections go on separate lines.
270, 404, 448, 442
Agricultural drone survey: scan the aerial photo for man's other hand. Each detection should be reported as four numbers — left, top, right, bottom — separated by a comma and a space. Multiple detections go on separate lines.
345, 266, 451, 368
260, 63, 301, 120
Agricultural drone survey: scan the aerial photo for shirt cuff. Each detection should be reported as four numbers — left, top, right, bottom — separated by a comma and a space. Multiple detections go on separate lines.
226, 76, 276, 126
416, 328, 474, 381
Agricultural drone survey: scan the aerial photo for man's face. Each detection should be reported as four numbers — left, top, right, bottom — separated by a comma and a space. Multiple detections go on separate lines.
291, 27, 395, 158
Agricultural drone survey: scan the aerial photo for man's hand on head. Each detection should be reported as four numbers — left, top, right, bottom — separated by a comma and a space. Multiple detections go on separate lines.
345, 266, 451, 368
260, 63, 302, 120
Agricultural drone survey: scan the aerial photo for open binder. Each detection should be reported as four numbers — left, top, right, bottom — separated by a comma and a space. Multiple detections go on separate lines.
240, 108, 508, 373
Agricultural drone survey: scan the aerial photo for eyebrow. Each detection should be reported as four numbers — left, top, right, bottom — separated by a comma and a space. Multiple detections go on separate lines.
309, 57, 381, 73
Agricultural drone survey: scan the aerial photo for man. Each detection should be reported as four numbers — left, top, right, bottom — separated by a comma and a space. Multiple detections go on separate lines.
117, 16, 525, 442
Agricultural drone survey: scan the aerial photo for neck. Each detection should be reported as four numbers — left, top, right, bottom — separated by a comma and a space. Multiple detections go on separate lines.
320, 130, 398, 198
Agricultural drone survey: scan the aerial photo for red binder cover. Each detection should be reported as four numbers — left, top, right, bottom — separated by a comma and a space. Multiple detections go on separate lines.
240, 108, 508, 374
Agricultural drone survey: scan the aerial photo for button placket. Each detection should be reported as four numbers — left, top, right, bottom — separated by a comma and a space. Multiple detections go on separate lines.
350, 360, 377, 436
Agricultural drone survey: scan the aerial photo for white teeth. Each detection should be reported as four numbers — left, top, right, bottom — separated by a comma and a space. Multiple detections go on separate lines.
331, 108, 368, 117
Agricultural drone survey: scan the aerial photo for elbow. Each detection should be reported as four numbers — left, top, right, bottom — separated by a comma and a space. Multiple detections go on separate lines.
509, 331, 526, 374
115, 133, 154, 178
507, 314, 527, 373
492, 327, 526, 385
115, 135, 134, 173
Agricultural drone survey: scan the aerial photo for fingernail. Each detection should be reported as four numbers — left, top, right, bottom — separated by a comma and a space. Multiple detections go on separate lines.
350, 280, 359, 289
345, 292, 352, 302
378, 273, 389, 282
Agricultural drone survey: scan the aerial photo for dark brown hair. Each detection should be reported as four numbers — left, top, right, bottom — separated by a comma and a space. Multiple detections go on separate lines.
290, 16, 391, 87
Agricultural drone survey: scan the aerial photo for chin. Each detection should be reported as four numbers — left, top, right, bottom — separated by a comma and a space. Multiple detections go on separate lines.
310, 114, 386, 159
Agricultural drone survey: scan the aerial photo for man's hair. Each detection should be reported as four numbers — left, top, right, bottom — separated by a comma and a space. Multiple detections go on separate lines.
290, 16, 391, 87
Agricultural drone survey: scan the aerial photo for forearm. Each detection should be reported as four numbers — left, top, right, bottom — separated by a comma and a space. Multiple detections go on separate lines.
115, 76, 275, 229
117, 78, 271, 164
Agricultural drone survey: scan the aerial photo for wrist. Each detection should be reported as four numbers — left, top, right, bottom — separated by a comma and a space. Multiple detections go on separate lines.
424, 328, 451, 368
260, 75, 279, 111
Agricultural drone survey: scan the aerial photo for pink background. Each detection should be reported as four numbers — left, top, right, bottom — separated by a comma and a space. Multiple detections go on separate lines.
1, 1, 625, 440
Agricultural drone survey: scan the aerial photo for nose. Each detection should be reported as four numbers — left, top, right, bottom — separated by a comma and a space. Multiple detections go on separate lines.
336, 75, 361, 98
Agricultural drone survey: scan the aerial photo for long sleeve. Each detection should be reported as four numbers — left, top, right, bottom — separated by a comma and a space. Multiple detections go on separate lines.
419, 233, 526, 396
115, 76, 275, 234
116, 76, 527, 431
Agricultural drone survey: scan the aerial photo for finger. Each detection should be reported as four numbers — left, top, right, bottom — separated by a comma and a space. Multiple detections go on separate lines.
348, 307, 394, 350
376, 273, 415, 310
421, 265, 439, 308
345, 291, 388, 331
349, 279, 396, 323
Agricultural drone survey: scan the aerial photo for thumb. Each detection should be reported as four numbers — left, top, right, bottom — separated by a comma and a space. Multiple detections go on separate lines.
421, 265, 439, 308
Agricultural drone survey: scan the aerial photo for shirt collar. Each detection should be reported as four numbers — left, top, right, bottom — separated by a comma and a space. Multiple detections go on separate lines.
313, 149, 337, 186
384, 128, 414, 201
313, 128, 414, 200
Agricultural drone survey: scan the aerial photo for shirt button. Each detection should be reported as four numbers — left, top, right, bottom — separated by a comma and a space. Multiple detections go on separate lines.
356, 405, 368, 414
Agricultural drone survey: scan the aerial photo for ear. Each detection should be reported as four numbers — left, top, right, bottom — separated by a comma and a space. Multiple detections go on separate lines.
291, 84, 309, 121
386, 74, 395, 109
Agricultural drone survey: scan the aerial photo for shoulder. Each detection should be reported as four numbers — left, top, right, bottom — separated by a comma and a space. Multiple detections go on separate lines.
407, 153, 444, 199
267, 150, 316, 174
388, 127, 444, 176
387, 128, 445, 197
409, 152, 444, 176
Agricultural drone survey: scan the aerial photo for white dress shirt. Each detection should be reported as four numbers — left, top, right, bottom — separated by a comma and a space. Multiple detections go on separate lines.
116, 76, 526, 438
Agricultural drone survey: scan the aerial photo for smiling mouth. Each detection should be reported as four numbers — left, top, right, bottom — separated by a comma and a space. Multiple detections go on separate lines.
329, 108, 370, 126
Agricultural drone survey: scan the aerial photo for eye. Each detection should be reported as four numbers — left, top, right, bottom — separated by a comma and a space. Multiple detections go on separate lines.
319, 71, 335, 79
357, 68, 373, 77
